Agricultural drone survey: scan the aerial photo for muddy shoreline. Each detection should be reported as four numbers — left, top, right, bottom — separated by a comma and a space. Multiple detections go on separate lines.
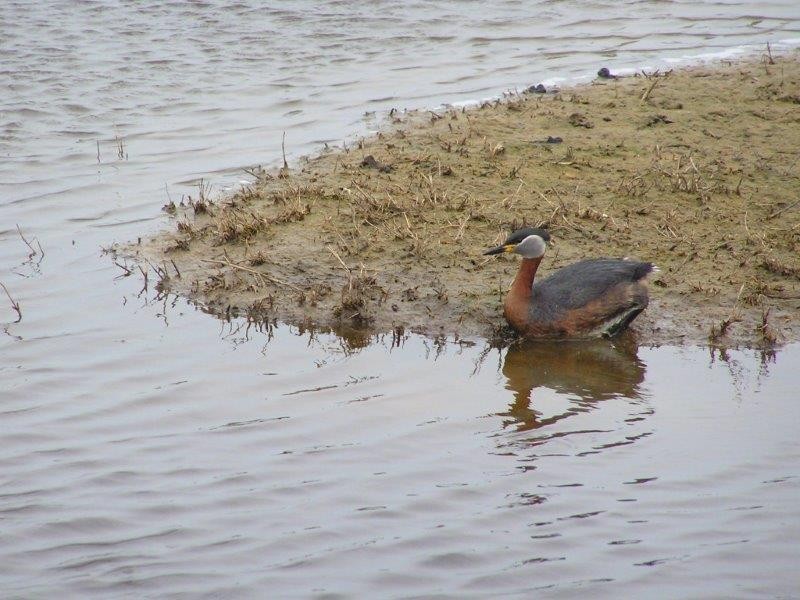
123, 53, 800, 347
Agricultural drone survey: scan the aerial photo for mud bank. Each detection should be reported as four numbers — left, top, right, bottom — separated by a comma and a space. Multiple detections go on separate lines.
125, 53, 800, 347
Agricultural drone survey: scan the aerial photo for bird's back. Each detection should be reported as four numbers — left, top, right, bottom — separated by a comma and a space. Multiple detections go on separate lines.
530, 258, 653, 326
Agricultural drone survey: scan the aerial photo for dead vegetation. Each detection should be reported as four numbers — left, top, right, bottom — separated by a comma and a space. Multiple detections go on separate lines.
129, 52, 800, 346
0, 281, 22, 323
617, 149, 735, 202
16, 225, 45, 267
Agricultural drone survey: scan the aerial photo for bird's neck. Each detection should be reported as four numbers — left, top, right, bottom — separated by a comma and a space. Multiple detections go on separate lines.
508, 257, 542, 304
504, 258, 542, 331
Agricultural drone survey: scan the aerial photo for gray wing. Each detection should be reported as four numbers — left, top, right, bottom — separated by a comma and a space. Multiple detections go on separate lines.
531, 259, 653, 322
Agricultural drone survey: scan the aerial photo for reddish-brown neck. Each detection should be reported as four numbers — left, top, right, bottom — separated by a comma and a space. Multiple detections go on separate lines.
504, 257, 542, 332
509, 257, 542, 302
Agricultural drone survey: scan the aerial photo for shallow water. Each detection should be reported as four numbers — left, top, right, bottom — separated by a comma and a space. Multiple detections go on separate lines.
4, 325, 800, 597
2, 1, 800, 597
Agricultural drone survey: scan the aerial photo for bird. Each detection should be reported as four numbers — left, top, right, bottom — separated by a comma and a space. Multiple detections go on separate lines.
484, 227, 655, 338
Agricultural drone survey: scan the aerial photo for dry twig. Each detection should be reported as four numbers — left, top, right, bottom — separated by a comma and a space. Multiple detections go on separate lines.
641, 75, 662, 102
16, 225, 44, 264
0, 281, 22, 322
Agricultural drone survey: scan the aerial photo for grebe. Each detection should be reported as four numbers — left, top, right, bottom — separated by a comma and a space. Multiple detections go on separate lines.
484, 227, 654, 338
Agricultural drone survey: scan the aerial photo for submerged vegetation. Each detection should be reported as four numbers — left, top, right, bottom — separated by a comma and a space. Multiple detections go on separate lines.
126, 53, 800, 347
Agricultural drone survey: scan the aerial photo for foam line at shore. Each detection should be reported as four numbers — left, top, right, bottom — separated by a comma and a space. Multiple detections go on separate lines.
442, 38, 800, 114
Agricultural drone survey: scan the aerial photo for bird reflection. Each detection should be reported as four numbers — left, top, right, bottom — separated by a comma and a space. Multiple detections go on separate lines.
499, 334, 645, 431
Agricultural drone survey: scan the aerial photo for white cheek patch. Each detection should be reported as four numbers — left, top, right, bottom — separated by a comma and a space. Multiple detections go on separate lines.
516, 235, 546, 258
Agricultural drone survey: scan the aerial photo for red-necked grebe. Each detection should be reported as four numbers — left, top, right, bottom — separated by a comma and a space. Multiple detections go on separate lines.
484, 227, 655, 338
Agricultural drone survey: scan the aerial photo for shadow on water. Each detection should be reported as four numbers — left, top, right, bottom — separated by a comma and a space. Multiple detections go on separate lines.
499, 335, 645, 432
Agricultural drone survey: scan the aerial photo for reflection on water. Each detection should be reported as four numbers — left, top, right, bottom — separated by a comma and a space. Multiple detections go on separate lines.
500, 337, 645, 430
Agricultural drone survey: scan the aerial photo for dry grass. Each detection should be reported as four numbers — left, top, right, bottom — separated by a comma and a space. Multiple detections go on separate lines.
215, 209, 269, 244
0, 281, 22, 323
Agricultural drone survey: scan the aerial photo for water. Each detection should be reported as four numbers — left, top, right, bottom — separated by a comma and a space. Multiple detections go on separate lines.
2, 1, 800, 597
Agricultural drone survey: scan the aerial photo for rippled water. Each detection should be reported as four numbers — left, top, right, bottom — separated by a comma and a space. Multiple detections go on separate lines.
2, 1, 800, 597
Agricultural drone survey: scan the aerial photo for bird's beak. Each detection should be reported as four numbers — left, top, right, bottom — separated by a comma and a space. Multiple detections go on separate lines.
483, 243, 515, 256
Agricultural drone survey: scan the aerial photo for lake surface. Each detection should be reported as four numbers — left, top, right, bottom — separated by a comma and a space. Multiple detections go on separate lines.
2, 1, 800, 597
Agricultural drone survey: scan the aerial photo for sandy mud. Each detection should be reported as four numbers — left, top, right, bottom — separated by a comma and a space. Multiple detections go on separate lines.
124, 53, 800, 347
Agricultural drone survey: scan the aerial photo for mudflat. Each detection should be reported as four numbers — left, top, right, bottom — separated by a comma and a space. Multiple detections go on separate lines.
128, 53, 800, 347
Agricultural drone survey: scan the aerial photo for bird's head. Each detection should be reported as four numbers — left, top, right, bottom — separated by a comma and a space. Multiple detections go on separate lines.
484, 227, 551, 259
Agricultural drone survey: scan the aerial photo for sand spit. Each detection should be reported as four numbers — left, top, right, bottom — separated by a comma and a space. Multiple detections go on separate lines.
124, 53, 800, 347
